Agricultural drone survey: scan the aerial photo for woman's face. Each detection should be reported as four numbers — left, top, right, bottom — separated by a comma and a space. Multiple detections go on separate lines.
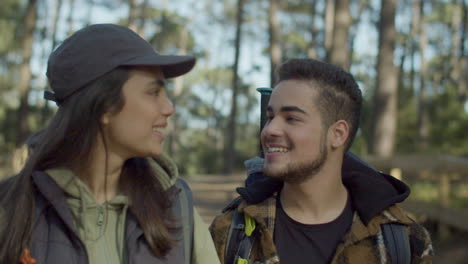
101, 66, 174, 159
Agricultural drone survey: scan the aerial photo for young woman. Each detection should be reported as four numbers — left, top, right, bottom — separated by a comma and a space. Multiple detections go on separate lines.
0, 24, 219, 264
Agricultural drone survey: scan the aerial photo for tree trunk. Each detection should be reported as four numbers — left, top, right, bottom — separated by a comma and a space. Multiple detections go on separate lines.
35, 1, 49, 107
325, 0, 335, 59
84, 0, 94, 25
224, 0, 245, 175
397, 38, 407, 97
268, 0, 282, 87
329, 0, 351, 70
168, 28, 189, 157
409, 0, 421, 101
370, 0, 398, 157
16, 0, 37, 146
51, 0, 62, 50
128, 0, 138, 32
460, 0, 468, 102
128, 0, 149, 35
41, 0, 63, 123
450, 0, 462, 83
452, 0, 467, 102
307, 1, 319, 59
135, 0, 149, 35
348, 0, 366, 70
67, 0, 76, 36
417, 1, 429, 149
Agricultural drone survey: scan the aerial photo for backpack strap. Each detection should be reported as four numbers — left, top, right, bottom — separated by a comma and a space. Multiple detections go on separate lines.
225, 210, 257, 264
175, 178, 194, 264
225, 210, 244, 264
382, 223, 411, 264
226, 210, 412, 264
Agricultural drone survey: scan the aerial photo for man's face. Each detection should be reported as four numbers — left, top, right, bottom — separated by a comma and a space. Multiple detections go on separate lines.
261, 80, 328, 184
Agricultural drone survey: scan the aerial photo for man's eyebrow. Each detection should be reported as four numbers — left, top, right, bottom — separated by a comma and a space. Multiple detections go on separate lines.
266, 105, 307, 115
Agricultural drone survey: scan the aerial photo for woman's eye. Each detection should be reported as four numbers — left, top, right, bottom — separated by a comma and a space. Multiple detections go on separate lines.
149, 88, 161, 96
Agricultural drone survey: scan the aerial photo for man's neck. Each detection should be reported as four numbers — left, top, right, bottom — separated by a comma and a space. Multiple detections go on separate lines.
279, 159, 348, 225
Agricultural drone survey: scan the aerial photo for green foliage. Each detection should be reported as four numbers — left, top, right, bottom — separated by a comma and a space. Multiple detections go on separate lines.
280, 0, 314, 14
1, 0, 467, 175
0, 103, 52, 153
0, 0, 25, 153
146, 9, 196, 53
174, 128, 224, 174
0, 0, 23, 58
173, 123, 258, 175
282, 31, 310, 58
164, 63, 259, 175
0, 21, 17, 55
409, 181, 440, 203
428, 88, 468, 156
425, 1, 455, 24
454, 183, 468, 208
175, 66, 232, 123
395, 99, 419, 153
408, 180, 468, 209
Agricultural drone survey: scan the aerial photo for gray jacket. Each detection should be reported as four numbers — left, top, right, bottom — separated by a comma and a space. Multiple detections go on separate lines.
29, 171, 188, 264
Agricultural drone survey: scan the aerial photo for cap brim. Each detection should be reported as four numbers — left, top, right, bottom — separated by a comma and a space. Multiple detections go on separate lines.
122, 54, 196, 78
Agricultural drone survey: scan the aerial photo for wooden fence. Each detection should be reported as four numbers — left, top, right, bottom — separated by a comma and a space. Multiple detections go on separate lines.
364, 154, 468, 237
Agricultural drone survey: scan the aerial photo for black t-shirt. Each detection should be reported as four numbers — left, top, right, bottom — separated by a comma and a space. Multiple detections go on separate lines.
273, 195, 354, 263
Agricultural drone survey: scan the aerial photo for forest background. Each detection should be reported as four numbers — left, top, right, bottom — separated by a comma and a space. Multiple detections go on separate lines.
1, 0, 468, 261
0, 0, 467, 175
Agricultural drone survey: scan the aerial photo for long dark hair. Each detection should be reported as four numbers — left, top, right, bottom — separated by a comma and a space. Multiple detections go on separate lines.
0, 66, 177, 263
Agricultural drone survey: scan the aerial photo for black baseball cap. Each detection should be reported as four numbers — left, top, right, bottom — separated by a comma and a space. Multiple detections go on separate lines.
45, 23, 196, 104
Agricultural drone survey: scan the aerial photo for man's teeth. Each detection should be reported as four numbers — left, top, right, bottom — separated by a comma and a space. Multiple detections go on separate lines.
268, 147, 288, 153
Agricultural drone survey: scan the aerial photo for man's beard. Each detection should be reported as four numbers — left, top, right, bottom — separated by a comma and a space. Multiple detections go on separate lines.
264, 136, 328, 184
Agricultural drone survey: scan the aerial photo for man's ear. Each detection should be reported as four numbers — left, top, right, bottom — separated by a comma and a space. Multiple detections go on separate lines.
328, 120, 349, 149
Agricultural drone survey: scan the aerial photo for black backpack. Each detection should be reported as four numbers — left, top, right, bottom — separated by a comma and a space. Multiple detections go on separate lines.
224, 209, 411, 264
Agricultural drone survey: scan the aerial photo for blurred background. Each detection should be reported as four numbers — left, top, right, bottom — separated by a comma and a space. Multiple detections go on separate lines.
0, 0, 467, 263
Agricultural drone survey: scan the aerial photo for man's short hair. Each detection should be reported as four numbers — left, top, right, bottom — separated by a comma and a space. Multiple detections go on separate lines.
275, 58, 362, 151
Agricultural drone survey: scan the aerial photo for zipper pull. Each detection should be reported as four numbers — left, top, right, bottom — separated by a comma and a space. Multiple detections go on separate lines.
97, 206, 104, 226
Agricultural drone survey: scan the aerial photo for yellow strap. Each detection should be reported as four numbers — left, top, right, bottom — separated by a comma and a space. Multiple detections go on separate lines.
244, 214, 256, 236
237, 257, 249, 264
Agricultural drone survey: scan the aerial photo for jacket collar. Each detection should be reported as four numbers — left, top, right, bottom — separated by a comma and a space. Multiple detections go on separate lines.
32, 171, 145, 245
239, 196, 277, 234
342, 156, 410, 224
236, 153, 411, 225
239, 194, 412, 248
32, 171, 78, 234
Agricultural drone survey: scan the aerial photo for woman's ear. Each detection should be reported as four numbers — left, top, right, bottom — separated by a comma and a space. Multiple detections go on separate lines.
329, 120, 349, 149
101, 112, 111, 125
101, 106, 120, 126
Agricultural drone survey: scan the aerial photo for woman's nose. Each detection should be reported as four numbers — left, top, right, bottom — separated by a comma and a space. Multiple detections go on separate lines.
161, 95, 175, 117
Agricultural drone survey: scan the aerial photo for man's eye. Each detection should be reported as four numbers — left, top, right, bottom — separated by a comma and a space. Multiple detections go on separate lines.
286, 116, 299, 122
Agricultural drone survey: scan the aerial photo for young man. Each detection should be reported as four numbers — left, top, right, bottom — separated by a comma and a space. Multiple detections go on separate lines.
210, 59, 433, 264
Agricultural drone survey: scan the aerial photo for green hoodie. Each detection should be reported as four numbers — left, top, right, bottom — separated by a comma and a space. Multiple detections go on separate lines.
46, 168, 128, 264
46, 154, 220, 264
